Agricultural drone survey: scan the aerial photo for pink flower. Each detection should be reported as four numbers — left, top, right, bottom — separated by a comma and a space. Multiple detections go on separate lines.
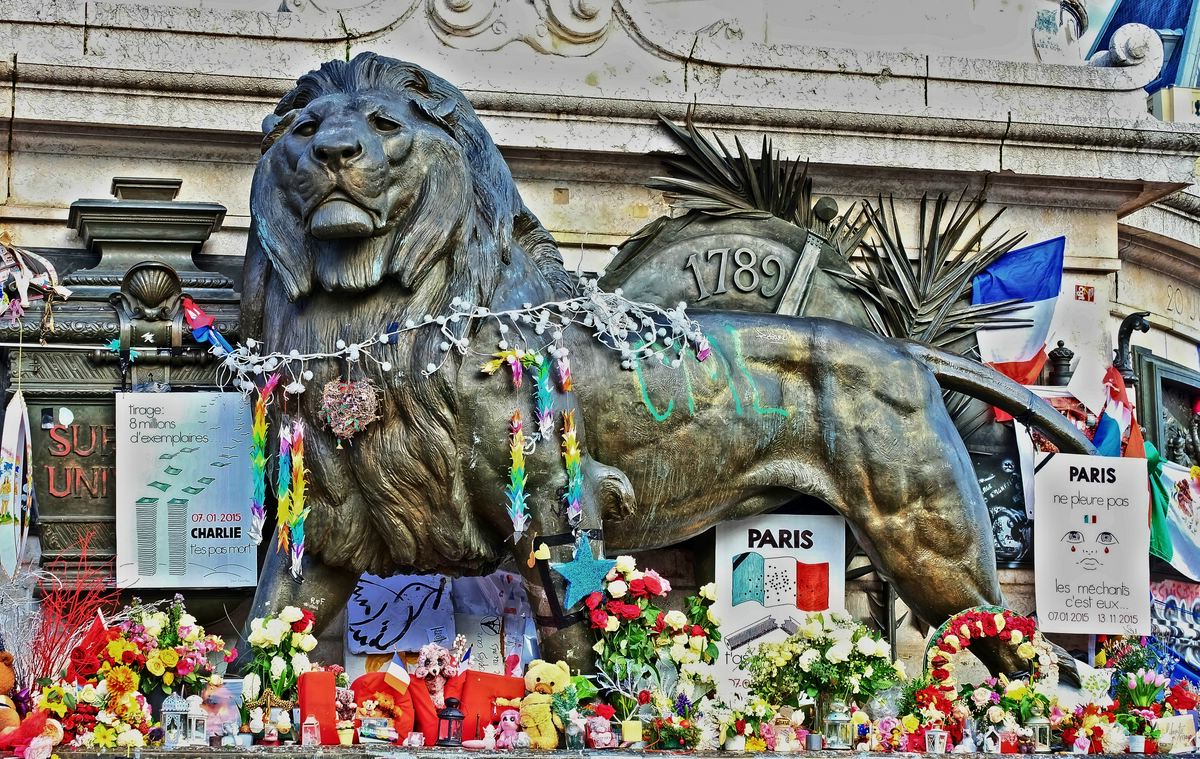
224, 648, 238, 664
644, 569, 671, 595
177, 658, 195, 677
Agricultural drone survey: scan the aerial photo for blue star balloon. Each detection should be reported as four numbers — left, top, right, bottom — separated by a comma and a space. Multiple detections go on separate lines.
551, 534, 616, 610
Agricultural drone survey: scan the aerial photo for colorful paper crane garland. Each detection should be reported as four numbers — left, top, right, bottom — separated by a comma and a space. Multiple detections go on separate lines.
248, 374, 278, 544
561, 412, 583, 524
506, 412, 531, 543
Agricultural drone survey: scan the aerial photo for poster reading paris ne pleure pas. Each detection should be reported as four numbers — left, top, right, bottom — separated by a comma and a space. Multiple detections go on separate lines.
115, 393, 256, 589
1034, 453, 1150, 635
713, 514, 845, 700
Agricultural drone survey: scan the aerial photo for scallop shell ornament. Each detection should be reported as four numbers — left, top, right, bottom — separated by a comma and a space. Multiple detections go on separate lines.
319, 378, 381, 443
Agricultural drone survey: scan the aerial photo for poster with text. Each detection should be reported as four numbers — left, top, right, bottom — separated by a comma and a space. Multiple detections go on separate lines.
713, 514, 845, 700
1034, 453, 1150, 634
116, 393, 256, 588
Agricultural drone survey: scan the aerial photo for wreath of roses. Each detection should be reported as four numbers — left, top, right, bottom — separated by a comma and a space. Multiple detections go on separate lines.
923, 606, 1053, 692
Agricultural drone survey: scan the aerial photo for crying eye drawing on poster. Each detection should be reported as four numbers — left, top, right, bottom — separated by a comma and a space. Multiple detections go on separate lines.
1060, 526, 1120, 571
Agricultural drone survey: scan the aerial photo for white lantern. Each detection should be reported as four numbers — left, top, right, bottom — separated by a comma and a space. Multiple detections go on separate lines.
161, 693, 188, 748
186, 695, 208, 745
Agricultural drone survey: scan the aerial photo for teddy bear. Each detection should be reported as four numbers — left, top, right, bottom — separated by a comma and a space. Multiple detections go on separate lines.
517, 659, 570, 750
585, 716, 618, 749
413, 636, 466, 709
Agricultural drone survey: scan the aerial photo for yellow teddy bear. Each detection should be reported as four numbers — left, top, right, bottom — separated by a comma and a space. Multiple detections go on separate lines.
516, 659, 570, 749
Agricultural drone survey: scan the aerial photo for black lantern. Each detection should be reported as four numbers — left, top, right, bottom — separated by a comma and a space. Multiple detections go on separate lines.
436, 697, 465, 747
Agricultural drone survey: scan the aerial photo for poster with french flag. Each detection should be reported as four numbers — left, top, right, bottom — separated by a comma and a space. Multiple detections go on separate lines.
972, 236, 1066, 386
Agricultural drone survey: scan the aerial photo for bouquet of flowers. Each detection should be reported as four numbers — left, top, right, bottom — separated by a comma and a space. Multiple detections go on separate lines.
243, 605, 318, 701
1056, 702, 1120, 753
588, 557, 721, 715
113, 595, 232, 696
646, 693, 702, 749
712, 695, 775, 745
959, 675, 1051, 729
36, 669, 162, 749
743, 611, 902, 707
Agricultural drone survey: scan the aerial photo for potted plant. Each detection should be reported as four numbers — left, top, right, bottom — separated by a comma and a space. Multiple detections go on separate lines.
645, 693, 701, 750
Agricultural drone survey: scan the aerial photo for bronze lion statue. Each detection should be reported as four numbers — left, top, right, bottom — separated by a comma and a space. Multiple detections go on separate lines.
240, 53, 1093, 674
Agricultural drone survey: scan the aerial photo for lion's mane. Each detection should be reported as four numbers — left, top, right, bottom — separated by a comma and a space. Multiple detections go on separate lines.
245, 53, 570, 575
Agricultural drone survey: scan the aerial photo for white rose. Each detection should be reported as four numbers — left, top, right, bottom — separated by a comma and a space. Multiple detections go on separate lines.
243, 673, 262, 701
291, 653, 312, 675
893, 660, 907, 680
699, 583, 718, 602
875, 638, 892, 658
626, 570, 644, 581
615, 556, 636, 574
278, 606, 304, 624
248, 628, 266, 647
986, 705, 1005, 724
802, 621, 822, 639
689, 635, 705, 651
269, 655, 286, 680
849, 674, 861, 693
971, 687, 991, 708
797, 649, 820, 672
77, 684, 97, 705
670, 644, 688, 663
673, 633, 688, 646
265, 618, 290, 646
179, 613, 197, 630
706, 607, 721, 626
826, 641, 852, 664
856, 636, 877, 657
117, 729, 145, 748
830, 627, 853, 644
604, 615, 619, 633
300, 633, 318, 652
608, 580, 628, 599
665, 610, 688, 630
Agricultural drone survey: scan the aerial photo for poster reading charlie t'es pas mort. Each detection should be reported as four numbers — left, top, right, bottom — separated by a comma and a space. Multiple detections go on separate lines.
1034, 453, 1150, 635
116, 393, 256, 589
713, 514, 845, 700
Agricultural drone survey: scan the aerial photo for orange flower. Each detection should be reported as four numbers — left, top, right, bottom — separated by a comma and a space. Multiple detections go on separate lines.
106, 665, 140, 695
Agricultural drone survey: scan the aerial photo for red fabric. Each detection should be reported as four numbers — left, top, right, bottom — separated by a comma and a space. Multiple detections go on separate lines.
795, 561, 829, 611
458, 671, 526, 741
350, 672, 415, 741
408, 677, 440, 746
299, 671, 340, 745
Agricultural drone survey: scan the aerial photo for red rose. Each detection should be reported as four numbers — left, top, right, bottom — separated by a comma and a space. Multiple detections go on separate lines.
691, 625, 704, 637
593, 704, 616, 720
292, 608, 316, 633
642, 575, 663, 596
638, 690, 652, 705
589, 610, 609, 629
121, 650, 135, 664
629, 579, 648, 598
735, 719, 746, 734
931, 668, 950, 682
654, 612, 666, 633
618, 603, 641, 621
585, 592, 603, 611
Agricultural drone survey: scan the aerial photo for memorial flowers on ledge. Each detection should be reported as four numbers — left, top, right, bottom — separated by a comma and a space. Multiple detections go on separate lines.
36, 668, 160, 749
115, 595, 232, 696
646, 693, 702, 750
743, 611, 902, 712
244, 606, 319, 701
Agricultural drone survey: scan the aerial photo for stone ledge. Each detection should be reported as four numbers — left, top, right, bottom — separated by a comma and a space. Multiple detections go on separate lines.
54, 751, 1141, 759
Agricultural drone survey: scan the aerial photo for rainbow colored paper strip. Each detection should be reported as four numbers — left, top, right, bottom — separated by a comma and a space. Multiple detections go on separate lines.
556, 356, 573, 392
249, 374, 279, 545
288, 420, 309, 579
505, 411, 530, 542
531, 355, 554, 439
480, 349, 525, 388
561, 411, 582, 525
275, 423, 293, 552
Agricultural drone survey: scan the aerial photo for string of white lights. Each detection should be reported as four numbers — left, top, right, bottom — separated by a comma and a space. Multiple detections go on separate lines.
214, 275, 711, 395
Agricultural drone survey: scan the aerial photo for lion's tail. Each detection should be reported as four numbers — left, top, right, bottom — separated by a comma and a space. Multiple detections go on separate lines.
903, 341, 1097, 456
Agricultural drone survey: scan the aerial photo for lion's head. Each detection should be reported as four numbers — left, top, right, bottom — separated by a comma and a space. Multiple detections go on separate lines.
253, 52, 567, 303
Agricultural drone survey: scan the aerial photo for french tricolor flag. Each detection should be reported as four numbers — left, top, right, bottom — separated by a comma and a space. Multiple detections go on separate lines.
1092, 365, 1144, 459
972, 236, 1065, 386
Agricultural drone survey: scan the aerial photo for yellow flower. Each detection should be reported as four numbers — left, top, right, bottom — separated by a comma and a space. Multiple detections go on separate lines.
1017, 642, 1036, 660
745, 737, 767, 752
37, 685, 67, 718
146, 654, 166, 677
163, 671, 175, 686
901, 715, 919, 733
159, 648, 180, 668
106, 665, 140, 695
92, 724, 118, 749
